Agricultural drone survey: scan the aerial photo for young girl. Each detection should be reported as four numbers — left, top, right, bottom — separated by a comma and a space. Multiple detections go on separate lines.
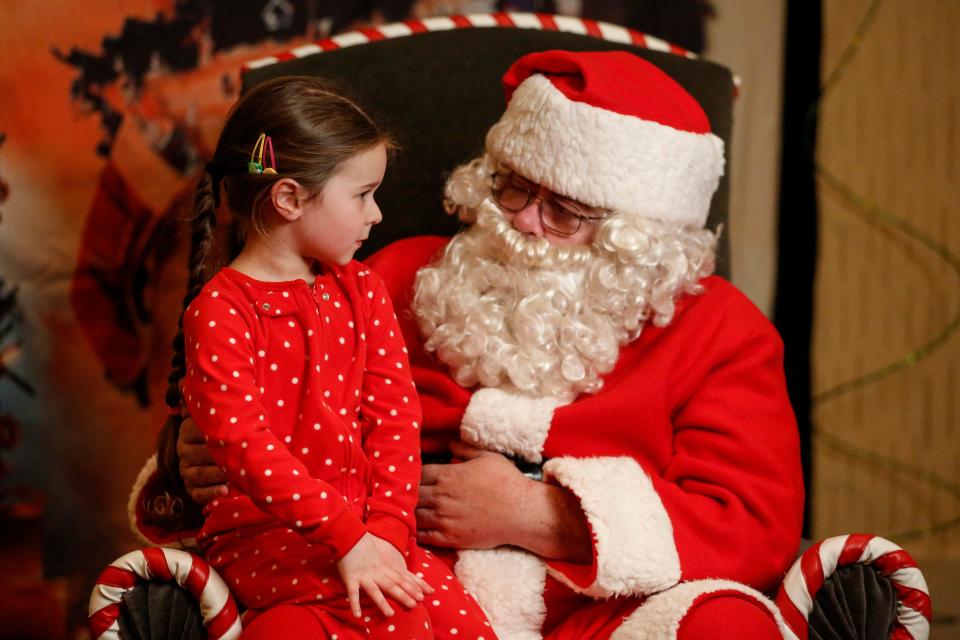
153, 76, 492, 639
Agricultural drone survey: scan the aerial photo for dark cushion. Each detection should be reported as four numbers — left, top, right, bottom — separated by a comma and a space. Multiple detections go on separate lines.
242, 26, 734, 275
119, 582, 205, 640
808, 564, 898, 640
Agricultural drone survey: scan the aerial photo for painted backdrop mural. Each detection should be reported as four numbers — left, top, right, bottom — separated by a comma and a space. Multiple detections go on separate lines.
0, 1, 710, 636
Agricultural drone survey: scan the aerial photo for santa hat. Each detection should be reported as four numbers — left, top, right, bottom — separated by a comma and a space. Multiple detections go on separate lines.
485, 50, 725, 228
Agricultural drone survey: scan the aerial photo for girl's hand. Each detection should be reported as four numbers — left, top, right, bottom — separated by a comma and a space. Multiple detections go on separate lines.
368, 536, 435, 596
336, 533, 432, 618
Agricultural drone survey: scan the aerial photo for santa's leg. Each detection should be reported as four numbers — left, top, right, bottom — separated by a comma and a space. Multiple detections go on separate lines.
677, 593, 782, 640
541, 591, 783, 640
541, 592, 641, 640
608, 580, 789, 640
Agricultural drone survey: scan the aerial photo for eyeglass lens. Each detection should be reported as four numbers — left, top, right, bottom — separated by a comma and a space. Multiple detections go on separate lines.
493, 175, 586, 235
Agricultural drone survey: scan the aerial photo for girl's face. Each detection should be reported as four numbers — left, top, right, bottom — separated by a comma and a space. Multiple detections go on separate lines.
300, 143, 387, 266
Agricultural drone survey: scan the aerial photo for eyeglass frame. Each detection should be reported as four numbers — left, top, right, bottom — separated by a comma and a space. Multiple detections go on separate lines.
490, 172, 608, 237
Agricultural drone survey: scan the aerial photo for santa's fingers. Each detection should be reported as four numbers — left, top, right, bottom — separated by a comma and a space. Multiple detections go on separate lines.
180, 465, 228, 505
178, 417, 206, 445
416, 528, 457, 548
448, 441, 489, 459
416, 484, 439, 508
187, 483, 228, 505
419, 463, 445, 486
414, 506, 444, 530
179, 463, 227, 487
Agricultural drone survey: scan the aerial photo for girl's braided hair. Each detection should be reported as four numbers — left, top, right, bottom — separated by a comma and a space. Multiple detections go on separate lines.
145, 75, 393, 529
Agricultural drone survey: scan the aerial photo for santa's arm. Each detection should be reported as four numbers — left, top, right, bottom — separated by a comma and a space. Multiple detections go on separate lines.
415, 439, 594, 559
502, 474, 594, 564
541, 324, 804, 599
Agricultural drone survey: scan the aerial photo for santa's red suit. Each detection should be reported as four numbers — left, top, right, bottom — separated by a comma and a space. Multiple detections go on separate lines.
367, 235, 803, 640
131, 49, 806, 639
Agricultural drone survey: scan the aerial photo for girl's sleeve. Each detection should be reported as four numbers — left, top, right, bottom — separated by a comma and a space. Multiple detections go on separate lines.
182, 289, 366, 559
357, 269, 423, 553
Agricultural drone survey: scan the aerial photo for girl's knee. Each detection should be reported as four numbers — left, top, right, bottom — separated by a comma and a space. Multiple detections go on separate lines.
241, 604, 329, 639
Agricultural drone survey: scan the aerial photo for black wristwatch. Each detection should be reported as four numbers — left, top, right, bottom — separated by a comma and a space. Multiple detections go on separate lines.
420, 451, 544, 481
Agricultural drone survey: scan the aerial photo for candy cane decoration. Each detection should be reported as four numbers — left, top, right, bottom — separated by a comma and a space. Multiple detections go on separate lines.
89, 547, 241, 640
243, 12, 697, 73
775, 534, 931, 640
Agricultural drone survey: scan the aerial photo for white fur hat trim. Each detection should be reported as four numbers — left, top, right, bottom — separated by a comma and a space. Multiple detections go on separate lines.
486, 75, 725, 228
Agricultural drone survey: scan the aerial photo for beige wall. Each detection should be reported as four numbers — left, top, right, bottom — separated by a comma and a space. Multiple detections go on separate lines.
814, 0, 960, 559
707, 0, 786, 317
709, 0, 959, 565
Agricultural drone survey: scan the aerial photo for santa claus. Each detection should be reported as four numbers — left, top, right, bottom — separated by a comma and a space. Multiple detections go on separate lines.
139, 50, 804, 639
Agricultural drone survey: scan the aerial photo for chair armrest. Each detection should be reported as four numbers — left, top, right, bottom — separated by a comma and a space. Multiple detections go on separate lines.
775, 534, 931, 640
89, 547, 241, 640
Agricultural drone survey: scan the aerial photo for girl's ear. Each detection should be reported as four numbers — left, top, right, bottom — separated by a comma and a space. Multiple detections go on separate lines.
270, 178, 307, 222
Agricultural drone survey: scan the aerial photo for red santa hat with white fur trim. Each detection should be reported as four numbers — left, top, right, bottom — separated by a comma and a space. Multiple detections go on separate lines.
485, 50, 725, 228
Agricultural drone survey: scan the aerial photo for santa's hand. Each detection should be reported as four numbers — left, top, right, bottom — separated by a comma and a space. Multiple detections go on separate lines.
418, 442, 594, 562
415, 442, 533, 550
178, 416, 228, 504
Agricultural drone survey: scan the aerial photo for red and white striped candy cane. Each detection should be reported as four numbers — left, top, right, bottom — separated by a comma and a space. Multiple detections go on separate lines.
89, 547, 241, 640
775, 534, 931, 640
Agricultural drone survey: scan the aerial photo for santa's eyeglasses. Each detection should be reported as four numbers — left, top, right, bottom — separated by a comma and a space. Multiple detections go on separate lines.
491, 172, 607, 236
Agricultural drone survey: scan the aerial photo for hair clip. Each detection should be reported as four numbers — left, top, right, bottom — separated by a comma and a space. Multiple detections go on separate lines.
248, 133, 278, 175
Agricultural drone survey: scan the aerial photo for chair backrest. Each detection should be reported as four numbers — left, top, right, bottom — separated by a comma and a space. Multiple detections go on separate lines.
241, 16, 735, 274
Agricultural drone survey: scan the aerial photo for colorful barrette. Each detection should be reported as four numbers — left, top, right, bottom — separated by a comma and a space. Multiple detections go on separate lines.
248, 133, 278, 175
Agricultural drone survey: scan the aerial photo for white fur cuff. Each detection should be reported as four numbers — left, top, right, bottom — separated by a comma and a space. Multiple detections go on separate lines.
543, 456, 680, 598
456, 548, 547, 640
128, 455, 159, 546
609, 579, 793, 640
460, 389, 565, 463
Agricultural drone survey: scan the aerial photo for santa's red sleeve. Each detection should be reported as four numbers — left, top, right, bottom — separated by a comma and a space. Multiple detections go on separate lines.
367, 241, 803, 600
356, 268, 423, 552
365, 236, 474, 455
538, 284, 804, 599
180, 286, 366, 559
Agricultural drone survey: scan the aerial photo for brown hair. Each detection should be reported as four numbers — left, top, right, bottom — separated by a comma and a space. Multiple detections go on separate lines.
146, 75, 393, 529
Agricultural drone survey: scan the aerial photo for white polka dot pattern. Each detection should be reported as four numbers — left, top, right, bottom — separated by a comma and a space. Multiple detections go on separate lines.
181, 263, 423, 568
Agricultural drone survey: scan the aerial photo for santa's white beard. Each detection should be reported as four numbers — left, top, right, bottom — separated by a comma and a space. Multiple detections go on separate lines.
411, 198, 716, 398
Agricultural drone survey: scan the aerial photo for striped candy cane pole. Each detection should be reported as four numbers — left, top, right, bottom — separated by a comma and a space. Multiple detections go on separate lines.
775, 534, 931, 640
242, 12, 698, 73
89, 547, 241, 640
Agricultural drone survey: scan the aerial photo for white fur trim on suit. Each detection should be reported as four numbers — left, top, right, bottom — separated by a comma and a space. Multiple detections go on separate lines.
128, 455, 159, 546
543, 456, 680, 597
609, 579, 794, 640
455, 548, 547, 640
460, 389, 566, 463
485, 75, 725, 228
